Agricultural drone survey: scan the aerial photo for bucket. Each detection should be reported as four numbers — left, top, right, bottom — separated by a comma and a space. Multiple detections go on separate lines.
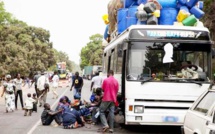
144, 2, 156, 13
103, 25, 109, 40
186, 0, 198, 8
159, 8, 178, 25
136, 10, 148, 21
157, 0, 177, 8
190, 6, 205, 19
127, 17, 138, 28
128, 6, 138, 17
117, 8, 128, 34
137, 0, 147, 5
124, 0, 138, 8
182, 15, 197, 26
177, 10, 190, 22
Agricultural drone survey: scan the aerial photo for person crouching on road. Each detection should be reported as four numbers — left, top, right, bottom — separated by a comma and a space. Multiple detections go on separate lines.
41, 103, 62, 126
24, 93, 35, 116
61, 105, 84, 129
1, 74, 16, 113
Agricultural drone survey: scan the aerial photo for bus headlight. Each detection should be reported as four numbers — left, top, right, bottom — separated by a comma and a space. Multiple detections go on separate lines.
134, 106, 144, 113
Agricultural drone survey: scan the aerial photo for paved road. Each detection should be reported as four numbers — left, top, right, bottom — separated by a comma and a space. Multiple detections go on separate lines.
0, 79, 182, 134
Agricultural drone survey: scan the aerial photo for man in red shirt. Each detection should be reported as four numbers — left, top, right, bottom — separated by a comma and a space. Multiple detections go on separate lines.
99, 70, 119, 133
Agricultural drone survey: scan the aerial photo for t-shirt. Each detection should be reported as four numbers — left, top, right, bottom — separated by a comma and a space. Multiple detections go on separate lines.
41, 109, 52, 124
72, 76, 83, 88
13, 78, 23, 90
52, 75, 59, 88
102, 76, 119, 102
91, 76, 102, 89
37, 75, 49, 91
25, 97, 35, 109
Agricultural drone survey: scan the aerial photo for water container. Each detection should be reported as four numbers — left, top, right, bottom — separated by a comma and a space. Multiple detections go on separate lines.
147, 16, 158, 25
186, 0, 198, 8
177, 10, 190, 22
124, 0, 138, 8
180, 6, 189, 12
103, 25, 109, 40
197, 1, 204, 10
95, 111, 100, 118
190, 6, 205, 19
127, 17, 138, 27
159, 8, 178, 25
144, 2, 156, 13
182, 15, 197, 26
137, 0, 147, 5
136, 10, 148, 21
117, 8, 128, 34
157, 0, 177, 8
128, 6, 138, 17
178, 0, 187, 5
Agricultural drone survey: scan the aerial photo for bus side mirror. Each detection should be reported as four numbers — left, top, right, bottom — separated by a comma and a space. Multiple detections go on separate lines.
212, 48, 215, 59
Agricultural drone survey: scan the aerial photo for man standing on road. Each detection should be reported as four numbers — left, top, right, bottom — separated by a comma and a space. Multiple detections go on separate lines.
70, 72, 83, 99
99, 70, 119, 133
51, 71, 59, 99
90, 71, 102, 94
37, 71, 50, 107
32, 71, 41, 97
14, 73, 24, 110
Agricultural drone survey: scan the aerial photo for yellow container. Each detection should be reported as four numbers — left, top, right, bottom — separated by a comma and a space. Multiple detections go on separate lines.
177, 10, 190, 22
153, 10, 160, 17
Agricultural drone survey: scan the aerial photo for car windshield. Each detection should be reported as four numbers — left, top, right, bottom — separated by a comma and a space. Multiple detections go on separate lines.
127, 42, 210, 82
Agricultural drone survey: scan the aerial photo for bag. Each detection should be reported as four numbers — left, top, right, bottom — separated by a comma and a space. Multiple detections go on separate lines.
114, 114, 125, 123
44, 83, 49, 89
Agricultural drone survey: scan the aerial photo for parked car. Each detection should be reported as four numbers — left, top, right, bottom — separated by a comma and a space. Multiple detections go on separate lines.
183, 86, 215, 134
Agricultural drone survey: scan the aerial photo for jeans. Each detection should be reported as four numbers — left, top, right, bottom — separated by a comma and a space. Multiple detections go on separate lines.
100, 101, 115, 130
73, 87, 81, 97
15, 90, 24, 109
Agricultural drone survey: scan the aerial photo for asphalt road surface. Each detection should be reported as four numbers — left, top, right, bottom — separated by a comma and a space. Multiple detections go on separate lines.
0, 79, 182, 134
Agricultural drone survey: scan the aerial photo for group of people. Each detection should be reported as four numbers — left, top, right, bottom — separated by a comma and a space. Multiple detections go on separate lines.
1, 69, 120, 133
41, 70, 119, 133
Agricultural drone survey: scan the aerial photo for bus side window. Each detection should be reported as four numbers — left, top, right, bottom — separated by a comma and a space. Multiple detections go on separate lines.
110, 49, 115, 71
116, 44, 123, 73
103, 53, 108, 73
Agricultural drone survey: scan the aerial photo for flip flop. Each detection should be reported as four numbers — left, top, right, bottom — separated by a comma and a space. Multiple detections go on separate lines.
97, 127, 109, 132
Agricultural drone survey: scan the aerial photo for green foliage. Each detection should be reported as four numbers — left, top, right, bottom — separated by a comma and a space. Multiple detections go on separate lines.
0, 2, 78, 77
80, 34, 103, 70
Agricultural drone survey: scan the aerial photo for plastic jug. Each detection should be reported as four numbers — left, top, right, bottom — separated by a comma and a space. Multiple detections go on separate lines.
190, 6, 205, 19
186, 0, 198, 8
182, 15, 197, 26
180, 6, 189, 12
196, 1, 204, 10
147, 16, 158, 25
177, 10, 190, 22
136, 10, 148, 21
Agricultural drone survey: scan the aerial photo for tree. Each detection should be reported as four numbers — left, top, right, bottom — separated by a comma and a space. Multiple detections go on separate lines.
80, 34, 103, 70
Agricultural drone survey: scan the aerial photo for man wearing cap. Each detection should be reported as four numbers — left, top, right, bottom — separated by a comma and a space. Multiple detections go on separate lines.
1, 74, 16, 113
37, 71, 50, 107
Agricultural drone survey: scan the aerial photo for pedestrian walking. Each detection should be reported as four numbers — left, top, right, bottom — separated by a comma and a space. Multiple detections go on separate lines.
90, 71, 103, 94
24, 93, 35, 116
32, 93, 38, 112
98, 70, 119, 133
1, 75, 16, 113
37, 71, 50, 107
51, 71, 59, 99
14, 73, 24, 110
32, 71, 41, 98
70, 72, 83, 99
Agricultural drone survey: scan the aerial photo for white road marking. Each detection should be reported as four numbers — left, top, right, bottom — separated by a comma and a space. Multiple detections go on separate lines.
27, 88, 69, 134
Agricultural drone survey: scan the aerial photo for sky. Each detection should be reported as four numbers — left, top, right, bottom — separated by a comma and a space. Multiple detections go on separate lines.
2, 0, 110, 65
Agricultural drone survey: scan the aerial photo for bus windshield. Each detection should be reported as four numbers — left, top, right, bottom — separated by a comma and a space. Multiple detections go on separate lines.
127, 42, 210, 82
58, 69, 66, 74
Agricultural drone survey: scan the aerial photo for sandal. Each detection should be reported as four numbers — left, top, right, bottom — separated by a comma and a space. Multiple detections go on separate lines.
97, 127, 109, 132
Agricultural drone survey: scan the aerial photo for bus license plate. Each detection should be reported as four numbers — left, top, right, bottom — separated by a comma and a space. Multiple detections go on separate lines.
163, 116, 178, 122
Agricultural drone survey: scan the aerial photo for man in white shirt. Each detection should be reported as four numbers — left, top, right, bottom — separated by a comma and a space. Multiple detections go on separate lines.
51, 71, 59, 99
37, 71, 49, 107
90, 72, 103, 94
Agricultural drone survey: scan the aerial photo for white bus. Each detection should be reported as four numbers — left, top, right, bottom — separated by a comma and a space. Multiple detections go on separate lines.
102, 25, 214, 126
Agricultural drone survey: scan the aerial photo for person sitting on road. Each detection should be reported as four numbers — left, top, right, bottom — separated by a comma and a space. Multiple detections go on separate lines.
24, 93, 35, 116
61, 105, 84, 129
41, 103, 62, 126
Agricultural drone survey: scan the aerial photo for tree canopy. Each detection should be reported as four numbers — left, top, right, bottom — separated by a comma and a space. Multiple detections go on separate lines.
80, 34, 103, 70
0, 2, 77, 78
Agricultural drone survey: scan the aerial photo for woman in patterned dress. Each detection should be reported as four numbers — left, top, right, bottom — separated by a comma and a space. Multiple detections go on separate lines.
1, 75, 16, 113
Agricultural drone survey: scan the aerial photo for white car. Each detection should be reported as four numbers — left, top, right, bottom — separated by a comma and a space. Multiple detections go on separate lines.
184, 87, 215, 134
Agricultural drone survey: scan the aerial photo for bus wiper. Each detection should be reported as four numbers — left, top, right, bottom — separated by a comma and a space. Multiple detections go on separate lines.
141, 78, 153, 85
178, 79, 202, 86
